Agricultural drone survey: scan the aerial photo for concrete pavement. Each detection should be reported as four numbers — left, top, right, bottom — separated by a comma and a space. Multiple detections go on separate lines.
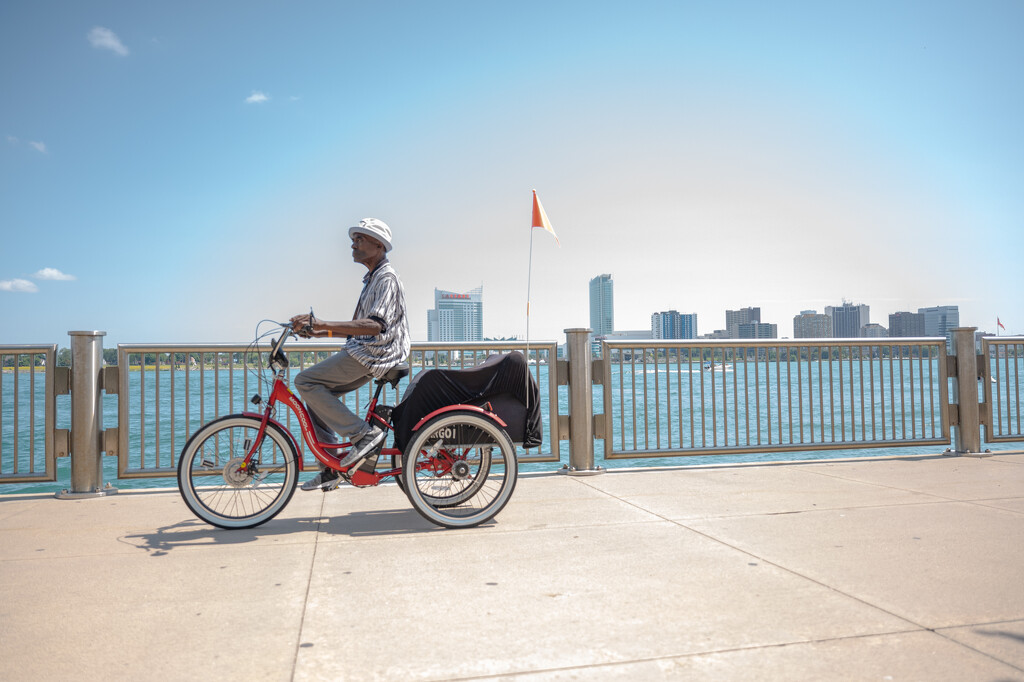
1, 452, 1023, 681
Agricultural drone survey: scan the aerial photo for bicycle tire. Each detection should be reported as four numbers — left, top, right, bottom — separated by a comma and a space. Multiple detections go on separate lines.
402, 411, 518, 529
178, 414, 299, 529
391, 451, 407, 496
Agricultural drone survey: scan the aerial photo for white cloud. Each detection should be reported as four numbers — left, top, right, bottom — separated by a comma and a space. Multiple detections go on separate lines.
33, 268, 75, 281
5, 136, 47, 153
88, 27, 129, 57
246, 91, 269, 104
0, 279, 39, 293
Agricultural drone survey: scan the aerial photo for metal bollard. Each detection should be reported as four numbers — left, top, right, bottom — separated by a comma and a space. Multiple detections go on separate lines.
951, 327, 981, 455
56, 331, 117, 499
564, 328, 602, 475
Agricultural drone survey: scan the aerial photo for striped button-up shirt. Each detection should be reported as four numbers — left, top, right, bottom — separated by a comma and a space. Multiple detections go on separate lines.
346, 258, 410, 379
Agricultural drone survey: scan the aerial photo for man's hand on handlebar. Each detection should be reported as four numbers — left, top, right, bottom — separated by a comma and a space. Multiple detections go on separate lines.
287, 311, 381, 339
288, 313, 316, 338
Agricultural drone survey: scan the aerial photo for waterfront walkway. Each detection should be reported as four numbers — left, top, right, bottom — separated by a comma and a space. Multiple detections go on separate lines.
2, 453, 1024, 681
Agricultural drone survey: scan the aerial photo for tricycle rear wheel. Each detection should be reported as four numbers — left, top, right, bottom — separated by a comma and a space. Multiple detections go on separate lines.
402, 411, 518, 528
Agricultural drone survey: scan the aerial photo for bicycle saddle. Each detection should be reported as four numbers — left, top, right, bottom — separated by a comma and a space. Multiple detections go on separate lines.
379, 362, 410, 387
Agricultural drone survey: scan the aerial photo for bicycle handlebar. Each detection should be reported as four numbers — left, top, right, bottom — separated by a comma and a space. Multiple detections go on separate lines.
269, 324, 294, 367
267, 315, 314, 371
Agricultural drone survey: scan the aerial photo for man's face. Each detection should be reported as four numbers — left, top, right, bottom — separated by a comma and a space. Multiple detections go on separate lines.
351, 232, 384, 265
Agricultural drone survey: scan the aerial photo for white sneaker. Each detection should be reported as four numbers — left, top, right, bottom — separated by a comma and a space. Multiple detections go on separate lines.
338, 426, 385, 468
300, 469, 341, 492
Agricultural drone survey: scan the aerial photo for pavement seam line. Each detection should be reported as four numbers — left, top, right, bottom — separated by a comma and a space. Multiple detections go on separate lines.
580, 481, 1024, 675
446, 628, 962, 681
802, 466, 1024, 515
928, 627, 1024, 675
290, 491, 329, 681
571, 476, 927, 630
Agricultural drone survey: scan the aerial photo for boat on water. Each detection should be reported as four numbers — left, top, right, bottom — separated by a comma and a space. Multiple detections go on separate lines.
703, 363, 732, 372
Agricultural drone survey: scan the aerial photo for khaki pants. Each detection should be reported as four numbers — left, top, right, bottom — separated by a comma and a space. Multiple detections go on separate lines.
294, 350, 373, 470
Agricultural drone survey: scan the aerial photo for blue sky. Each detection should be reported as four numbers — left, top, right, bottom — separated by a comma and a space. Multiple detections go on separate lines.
2, 1, 1022, 347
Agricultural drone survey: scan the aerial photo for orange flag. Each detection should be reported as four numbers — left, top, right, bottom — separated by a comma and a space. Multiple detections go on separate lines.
531, 190, 559, 245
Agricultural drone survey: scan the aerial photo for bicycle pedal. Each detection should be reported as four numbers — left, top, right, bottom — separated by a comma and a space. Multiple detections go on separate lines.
354, 452, 380, 475
340, 456, 368, 476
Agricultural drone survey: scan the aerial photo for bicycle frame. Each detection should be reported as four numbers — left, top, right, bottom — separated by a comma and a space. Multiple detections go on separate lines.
235, 369, 400, 487
237, 326, 511, 488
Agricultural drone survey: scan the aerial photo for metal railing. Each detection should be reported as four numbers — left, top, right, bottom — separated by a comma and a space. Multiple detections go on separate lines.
4, 326, 1023, 492
982, 336, 1024, 442
115, 340, 561, 478
0, 345, 61, 484
597, 337, 951, 460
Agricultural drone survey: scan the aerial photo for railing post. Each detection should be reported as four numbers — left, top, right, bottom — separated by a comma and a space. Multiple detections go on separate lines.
564, 328, 602, 475
56, 331, 117, 499
951, 327, 982, 455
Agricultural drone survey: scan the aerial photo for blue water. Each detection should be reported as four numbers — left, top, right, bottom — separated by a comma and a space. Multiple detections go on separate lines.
2, 357, 1021, 495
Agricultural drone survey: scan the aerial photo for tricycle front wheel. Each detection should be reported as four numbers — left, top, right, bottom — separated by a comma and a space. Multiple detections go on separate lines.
178, 415, 299, 529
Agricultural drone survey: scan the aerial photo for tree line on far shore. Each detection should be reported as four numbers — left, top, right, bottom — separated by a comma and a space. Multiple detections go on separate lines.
2, 349, 121, 367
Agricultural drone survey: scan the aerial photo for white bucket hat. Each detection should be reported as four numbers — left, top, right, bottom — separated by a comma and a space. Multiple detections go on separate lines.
348, 218, 392, 252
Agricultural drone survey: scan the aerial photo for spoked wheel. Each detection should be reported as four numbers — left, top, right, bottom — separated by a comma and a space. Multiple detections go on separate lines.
178, 415, 299, 529
402, 411, 518, 529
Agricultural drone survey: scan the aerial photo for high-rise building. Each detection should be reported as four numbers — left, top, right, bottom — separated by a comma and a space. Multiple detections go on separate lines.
589, 274, 614, 337
919, 305, 959, 349
651, 310, 698, 339
793, 310, 832, 338
888, 311, 925, 337
738, 321, 778, 339
725, 307, 760, 338
427, 286, 483, 342
651, 311, 676, 339
826, 301, 870, 338
861, 323, 888, 338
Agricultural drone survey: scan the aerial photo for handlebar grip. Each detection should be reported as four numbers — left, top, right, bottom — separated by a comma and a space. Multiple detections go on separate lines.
296, 307, 316, 337
295, 321, 314, 337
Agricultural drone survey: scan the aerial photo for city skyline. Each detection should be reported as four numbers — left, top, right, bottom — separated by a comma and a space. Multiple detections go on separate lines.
432, 272, 987, 343
1, 2, 1021, 347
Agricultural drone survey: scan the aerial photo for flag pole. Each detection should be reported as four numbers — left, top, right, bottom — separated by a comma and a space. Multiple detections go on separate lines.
526, 189, 559, 413
525, 214, 535, 410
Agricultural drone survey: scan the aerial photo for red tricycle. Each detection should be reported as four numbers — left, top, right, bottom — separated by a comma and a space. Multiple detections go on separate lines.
177, 322, 519, 529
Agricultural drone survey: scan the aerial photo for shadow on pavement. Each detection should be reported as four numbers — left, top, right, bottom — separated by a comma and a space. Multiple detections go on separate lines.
117, 506, 475, 555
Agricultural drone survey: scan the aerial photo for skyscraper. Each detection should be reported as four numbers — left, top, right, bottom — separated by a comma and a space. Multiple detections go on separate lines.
861, 323, 888, 338
427, 286, 483, 342
725, 307, 760, 338
589, 274, 614, 337
793, 310, 832, 338
888, 311, 925, 337
826, 301, 870, 338
738, 321, 778, 339
651, 310, 698, 339
919, 305, 959, 349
